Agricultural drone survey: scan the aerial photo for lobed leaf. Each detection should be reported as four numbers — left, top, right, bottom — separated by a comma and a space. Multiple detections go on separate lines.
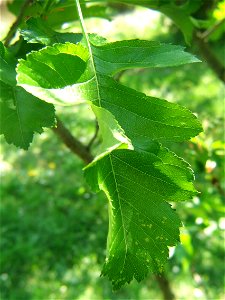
84, 146, 196, 289
14, 11, 203, 289
17, 40, 202, 143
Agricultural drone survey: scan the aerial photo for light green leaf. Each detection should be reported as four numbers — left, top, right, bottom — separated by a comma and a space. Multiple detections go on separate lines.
0, 81, 55, 149
84, 146, 196, 289
92, 105, 132, 154
17, 43, 90, 105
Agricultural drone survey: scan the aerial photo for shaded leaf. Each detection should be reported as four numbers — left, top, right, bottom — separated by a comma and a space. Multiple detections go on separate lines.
0, 82, 55, 149
21, 18, 83, 45
0, 42, 17, 86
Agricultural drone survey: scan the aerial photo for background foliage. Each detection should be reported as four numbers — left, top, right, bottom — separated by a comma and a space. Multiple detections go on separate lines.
0, 1, 224, 299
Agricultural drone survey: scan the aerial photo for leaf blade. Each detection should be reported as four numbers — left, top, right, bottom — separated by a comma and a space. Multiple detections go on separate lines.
84, 146, 196, 289
92, 39, 200, 75
0, 82, 55, 149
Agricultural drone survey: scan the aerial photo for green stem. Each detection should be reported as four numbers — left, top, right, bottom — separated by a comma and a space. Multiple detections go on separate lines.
75, 0, 92, 53
75, 0, 102, 107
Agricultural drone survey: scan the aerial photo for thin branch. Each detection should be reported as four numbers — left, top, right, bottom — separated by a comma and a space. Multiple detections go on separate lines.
155, 274, 176, 300
87, 121, 99, 150
4, 0, 33, 47
114, 69, 127, 81
194, 34, 225, 83
52, 117, 93, 164
200, 19, 225, 41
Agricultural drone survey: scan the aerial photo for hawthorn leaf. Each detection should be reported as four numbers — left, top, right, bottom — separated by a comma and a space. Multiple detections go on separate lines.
17, 40, 202, 143
0, 42, 17, 86
92, 105, 132, 154
84, 147, 196, 289
17, 43, 90, 105
20, 18, 83, 46
91, 39, 200, 75
0, 43, 55, 149
0, 82, 55, 149
90, 74, 202, 144
44, 1, 111, 28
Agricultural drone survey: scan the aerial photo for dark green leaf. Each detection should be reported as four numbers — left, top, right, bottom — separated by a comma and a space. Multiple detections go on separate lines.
0, 82, 55, 149
0, 42, 17, 86
21, 18, 83, 45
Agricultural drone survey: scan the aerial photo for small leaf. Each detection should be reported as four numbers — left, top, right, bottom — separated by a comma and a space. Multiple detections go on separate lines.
0, 81, 55, 149
84, 146, 196, 289
92, 105, 132, 154
20, 18, 83, 46
0, 42, 17, 86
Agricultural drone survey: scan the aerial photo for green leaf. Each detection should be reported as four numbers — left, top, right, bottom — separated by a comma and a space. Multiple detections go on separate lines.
92, 105, 132, 154
44, 2, 111, 28
20, 18, 83, 45
15, 4, 202, 288
0, 81, 55, 149
17, 43, 90, 105
90, 74, 202, 143
0, 42, 56, 149
0, 42, 17, 86
91, 39, 200, 75
17, 40, 202, 143
84, 146, 196, 289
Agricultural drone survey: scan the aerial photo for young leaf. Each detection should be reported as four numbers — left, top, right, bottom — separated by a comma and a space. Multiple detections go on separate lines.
84, 146, 196, 289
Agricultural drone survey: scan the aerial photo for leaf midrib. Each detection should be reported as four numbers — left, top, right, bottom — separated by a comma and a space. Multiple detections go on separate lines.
12, 88, 26, 148
109, 153, 128, 272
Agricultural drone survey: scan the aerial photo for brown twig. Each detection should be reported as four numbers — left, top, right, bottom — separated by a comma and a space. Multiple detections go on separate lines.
155, 273, 176, 300
4, 0, 33, 47
52, 117, 93, 164
194, 33, 225, 83
200, 19, 225, 41
87, 120, 99, 150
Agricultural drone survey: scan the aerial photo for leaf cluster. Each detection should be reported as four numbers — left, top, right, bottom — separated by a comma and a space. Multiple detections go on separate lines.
0, 0, 203, 289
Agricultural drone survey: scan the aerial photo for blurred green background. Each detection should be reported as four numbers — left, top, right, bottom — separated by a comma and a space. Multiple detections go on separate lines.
0, 3, 225, 300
